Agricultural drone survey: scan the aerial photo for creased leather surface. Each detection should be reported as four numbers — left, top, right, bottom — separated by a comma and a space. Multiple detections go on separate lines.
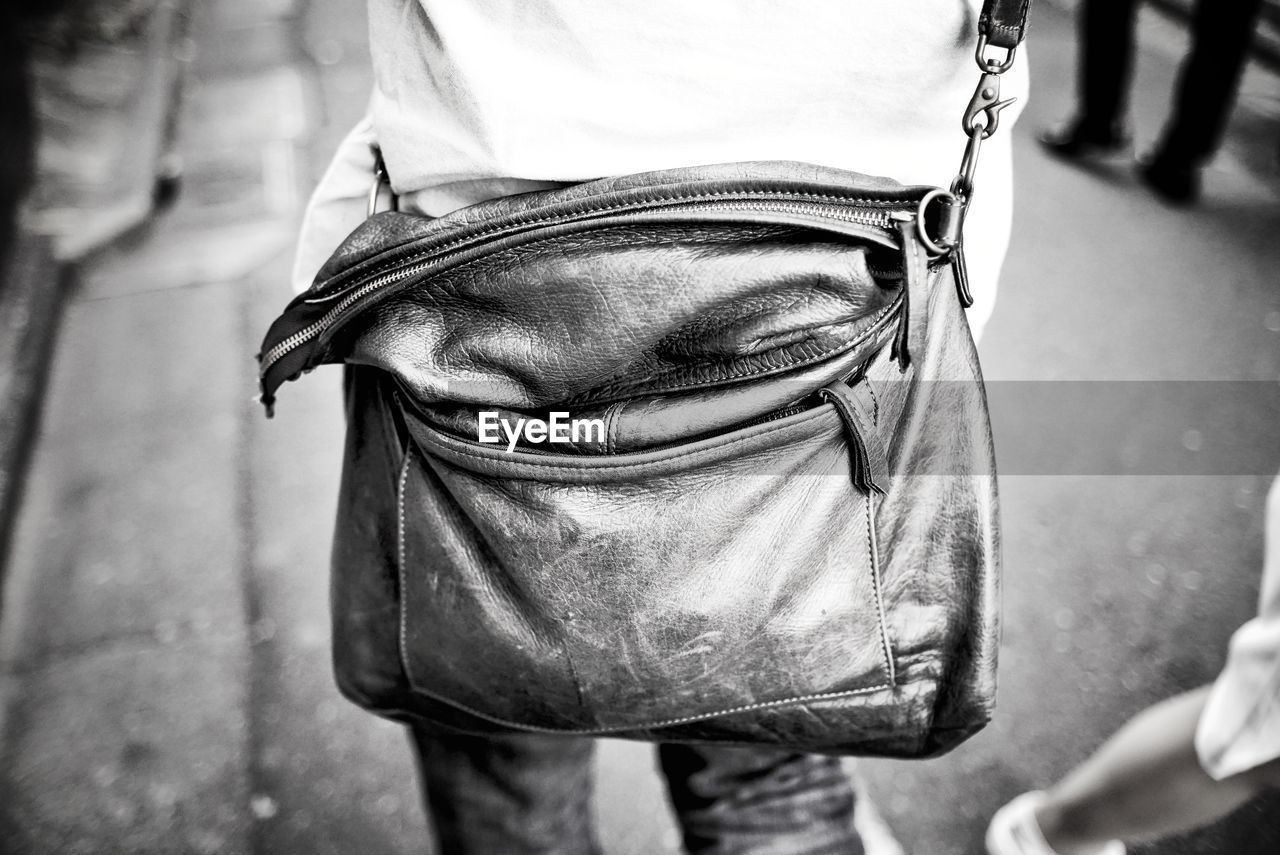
281, 161, 1000, 758
257, 162, 922, 408
329, 367, 416, 715
979, 0, 1034, 49
859, 263, 1001, 754
343, 224, 896, 413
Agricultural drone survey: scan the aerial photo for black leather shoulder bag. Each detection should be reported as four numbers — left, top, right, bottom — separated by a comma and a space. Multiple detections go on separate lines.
257, 0, 1032, 758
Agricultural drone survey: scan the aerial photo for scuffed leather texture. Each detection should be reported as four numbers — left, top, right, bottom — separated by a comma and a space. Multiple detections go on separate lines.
979, 0, 1033, 49
257, 162, 923, 410
267, 161, 1001, 758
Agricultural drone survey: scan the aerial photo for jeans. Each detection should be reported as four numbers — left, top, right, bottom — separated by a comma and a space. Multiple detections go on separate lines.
409, 726, 865, 855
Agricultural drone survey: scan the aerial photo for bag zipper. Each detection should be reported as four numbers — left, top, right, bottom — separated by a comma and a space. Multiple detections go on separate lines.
415, 397, 821, 457
748, 381, 889, 496
410, 383, 887, 497
258, 192, 910, 413
740, 402, 812, 428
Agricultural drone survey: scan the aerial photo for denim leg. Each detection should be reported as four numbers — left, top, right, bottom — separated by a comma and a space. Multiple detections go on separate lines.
660, 744, 864, 855
408, 725, 602, 855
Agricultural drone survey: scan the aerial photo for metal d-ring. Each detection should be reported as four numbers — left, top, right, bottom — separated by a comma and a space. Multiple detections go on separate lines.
974, 34, 1017, 74
915, 188, 963, 256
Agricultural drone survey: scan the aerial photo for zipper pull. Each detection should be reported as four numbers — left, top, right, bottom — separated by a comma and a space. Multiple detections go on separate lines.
259, 387, 276, 419
889, 214, 930, 373
818, 383, 888, 495
890, 278, 911, 371
888, 214, 912, 371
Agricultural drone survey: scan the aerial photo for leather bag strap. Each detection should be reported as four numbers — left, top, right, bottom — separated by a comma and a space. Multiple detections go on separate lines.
979, 0, 1033, 50
915, 0, 1034, 257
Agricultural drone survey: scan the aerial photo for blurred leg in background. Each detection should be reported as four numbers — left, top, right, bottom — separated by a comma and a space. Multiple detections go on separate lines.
1141, 0, 1266, 203
1041, 0, 1266, 204
987, 475, 1280, 855
1041, 0, 1142, 155
0, 2, 38, 274
1076, 0, 1143, 146
987, 687, 1280, 855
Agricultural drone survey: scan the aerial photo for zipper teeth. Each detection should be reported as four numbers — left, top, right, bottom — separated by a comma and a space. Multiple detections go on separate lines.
262, 198, 897, 376
262, 255, 450, 369
691, 199, 891, 224
741, 403, 812, 428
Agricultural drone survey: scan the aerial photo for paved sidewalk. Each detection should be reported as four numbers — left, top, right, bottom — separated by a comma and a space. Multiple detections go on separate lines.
0, 0, 189, 581
1, 2, 1279, 854
0, 1, 432, 853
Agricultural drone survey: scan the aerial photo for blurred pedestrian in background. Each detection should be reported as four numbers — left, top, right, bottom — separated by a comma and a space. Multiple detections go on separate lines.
986, 475, 1280, 855
1040, 0, 1264, 204
0, 0, 56, 273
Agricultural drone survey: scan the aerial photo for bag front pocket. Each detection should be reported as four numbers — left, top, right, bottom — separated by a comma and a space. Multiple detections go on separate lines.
394, 403, 897, 734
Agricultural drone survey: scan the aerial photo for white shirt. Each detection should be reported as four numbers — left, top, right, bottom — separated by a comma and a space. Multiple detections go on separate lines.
294, 0, 1027, 339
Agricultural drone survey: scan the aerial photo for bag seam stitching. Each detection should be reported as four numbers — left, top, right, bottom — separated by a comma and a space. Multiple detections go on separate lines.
396, 442, 414, 688
402, 679, 896, 736
866, 493, 896, 686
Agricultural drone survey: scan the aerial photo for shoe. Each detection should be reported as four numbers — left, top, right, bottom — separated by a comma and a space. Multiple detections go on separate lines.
986, 791, 1125, 855
1038, 123, 1128, 161
1137, 155, 1200, 205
